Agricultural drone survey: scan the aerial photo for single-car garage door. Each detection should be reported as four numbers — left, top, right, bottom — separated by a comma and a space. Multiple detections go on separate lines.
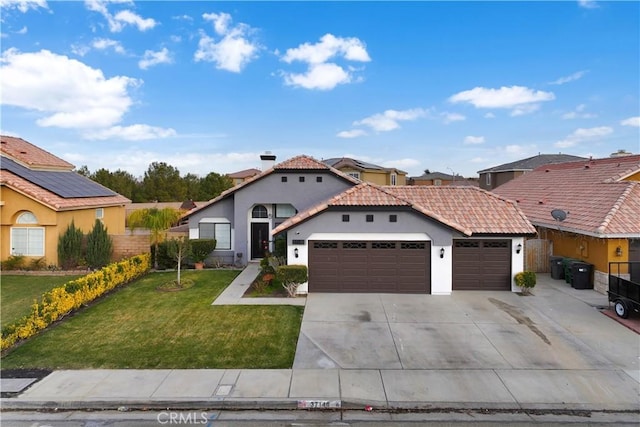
453, 240, 511, 290
308, 241, 431, 293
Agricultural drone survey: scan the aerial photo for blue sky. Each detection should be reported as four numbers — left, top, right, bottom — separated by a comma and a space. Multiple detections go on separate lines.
1, 0, 639, 179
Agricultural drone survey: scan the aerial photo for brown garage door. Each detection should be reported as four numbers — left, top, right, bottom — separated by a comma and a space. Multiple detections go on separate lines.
453, 240, 511, 290
308, 241, 431, 293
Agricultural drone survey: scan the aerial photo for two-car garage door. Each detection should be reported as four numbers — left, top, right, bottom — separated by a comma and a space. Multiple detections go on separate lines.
308, 240, 431, 293
308, 239, 512, 293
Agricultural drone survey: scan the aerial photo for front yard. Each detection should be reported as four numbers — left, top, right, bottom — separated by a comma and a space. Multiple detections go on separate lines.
1, 270, 303, 369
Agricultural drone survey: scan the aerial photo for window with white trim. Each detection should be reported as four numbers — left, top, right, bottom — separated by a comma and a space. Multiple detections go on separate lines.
486, 173, 491, 186
199, 223, 232, 250
95, 208, 104, 219
252, 205, 268, 218
275, 204, 296, 218
11, 227, 45, 256
390, 173, 397, 186
347, 171, 360, 180
16, 212, 38, 224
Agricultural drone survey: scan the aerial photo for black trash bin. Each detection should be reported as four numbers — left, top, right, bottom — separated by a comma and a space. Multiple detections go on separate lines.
571, 262, 593, 289
562, 258, 577, 284
550, 256, 564, 280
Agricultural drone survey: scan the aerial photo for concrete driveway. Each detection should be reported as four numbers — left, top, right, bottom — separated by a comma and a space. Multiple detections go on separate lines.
293, 274, 639, 374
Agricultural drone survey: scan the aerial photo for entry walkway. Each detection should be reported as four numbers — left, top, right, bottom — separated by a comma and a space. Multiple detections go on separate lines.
211, 262, 305, 306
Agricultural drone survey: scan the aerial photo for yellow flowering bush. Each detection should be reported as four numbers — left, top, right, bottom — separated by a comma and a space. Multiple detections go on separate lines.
1, 254, 150, 351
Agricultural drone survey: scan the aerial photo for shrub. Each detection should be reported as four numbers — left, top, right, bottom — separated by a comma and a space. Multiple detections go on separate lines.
514, 271, 537, 295
58, 220, 84, 269
1, 255, 25, 270
276, 265, 308, 297
190, 239, 216, 263
260, 255, 275, 274
86, 220, 113, 269
1, 254, 151, 351
28, 257, 47, 271
151, 241, 178, 270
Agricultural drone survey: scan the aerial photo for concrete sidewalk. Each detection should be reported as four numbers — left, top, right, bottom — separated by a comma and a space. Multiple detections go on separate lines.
3, 366, 639, 411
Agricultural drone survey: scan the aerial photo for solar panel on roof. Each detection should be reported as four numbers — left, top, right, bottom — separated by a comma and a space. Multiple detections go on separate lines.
1, 157, 117, 198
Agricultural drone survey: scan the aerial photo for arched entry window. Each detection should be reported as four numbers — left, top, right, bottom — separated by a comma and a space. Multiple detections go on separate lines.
16, 211, 38, 224
252, 205, 268, 218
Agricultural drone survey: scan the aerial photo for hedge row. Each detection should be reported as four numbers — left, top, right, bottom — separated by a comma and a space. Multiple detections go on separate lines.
1, 254, 151, 351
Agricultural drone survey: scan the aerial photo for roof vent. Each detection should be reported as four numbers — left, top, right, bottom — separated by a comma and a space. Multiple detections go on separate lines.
538, 200, 544, 204
19, 151, 27, 154
545, 169, 550, 172
584, 164, 590, 169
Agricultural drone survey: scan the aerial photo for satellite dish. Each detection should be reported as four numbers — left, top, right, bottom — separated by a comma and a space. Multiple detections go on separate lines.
551, 209, 567, 222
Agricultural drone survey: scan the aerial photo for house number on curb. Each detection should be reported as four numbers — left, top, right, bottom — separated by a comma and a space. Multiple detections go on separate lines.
297, 400, 341, 409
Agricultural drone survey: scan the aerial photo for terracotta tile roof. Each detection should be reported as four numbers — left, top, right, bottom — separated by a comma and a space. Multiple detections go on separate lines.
478, 153, 587, 173
226, 168, 260, 179
183, 155, 360, 219
273, 183, 535, 236
493, 155, 640, 237
1, 135, 74, 170
2, 170, 130, 211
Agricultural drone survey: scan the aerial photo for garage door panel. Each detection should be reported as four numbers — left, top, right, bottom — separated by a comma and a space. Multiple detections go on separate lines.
453, 240, 511, 291
309, 240, 431, 293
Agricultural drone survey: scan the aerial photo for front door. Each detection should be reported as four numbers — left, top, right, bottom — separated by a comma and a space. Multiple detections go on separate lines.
251, 223, 270, 259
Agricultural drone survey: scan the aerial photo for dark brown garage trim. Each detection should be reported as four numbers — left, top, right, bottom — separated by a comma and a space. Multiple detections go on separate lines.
308, 240, 431, 294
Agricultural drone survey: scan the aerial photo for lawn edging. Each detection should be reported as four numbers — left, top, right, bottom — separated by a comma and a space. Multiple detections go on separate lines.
1, 254, 151, 352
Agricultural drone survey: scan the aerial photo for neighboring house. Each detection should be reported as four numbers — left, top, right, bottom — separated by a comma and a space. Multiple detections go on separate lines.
185, 154, 535, 294
125, 200, 204, 226
227, 168, 261, 186
493, 155, 640, 294
322, 157, 407, 186
408, 170, 477, 187
0, 135, 130, 266
478, 154, 586, 191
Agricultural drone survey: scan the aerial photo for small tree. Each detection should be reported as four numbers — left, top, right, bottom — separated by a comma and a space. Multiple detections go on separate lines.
167, 237, 191, 286
190, 239, 217, 266
276, 265, 308, 297
128, 207, 183, 270
58, 220, 84, 269
86, 219, 113, 269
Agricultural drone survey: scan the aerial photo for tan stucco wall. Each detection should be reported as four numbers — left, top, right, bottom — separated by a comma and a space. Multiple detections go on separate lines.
624, 170, 640, 181
1, 187, 126, 266
338, 168, 407, 186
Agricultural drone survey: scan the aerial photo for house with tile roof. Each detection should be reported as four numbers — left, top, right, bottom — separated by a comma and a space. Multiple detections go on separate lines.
1, 135, 130, 266
226, 168, 261, 186
408, 170, 478, 187
478, 153, 587, 191
493, 154, 640, 293
322, 157, 407, 186
185, 154, 535, 294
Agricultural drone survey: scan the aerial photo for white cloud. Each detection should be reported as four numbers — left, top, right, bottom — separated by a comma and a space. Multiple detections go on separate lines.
85, 0, 156, 32
449, 85, 555, 116
562, 104, 597, 119
470, 157, 485, 163
71, 43, 90, 57
578, 0, 599, 9
620, 116, 640, 127
382, 158, 420, 170
283, 62, 351, 90
505, 144, 528, 155
170, 35, 182, 43
555, 126, 613, 148
0, 48, 138, 129
337, 129, 367, 138
138, 47, 172, 70
194, 13, 260, 73
172, 14, 193, 21
16, 26, 28, 34
464, 136, 485, 145
441, 112, 466, 124
113, 9, 156, 31
92, 37, 125, 54
484, 112, 495, 119
83, 124, 176, 140
549, 70, 588, 85
0, 0, 48, 13
280, 33, 370, 90
353, 108, 429, 132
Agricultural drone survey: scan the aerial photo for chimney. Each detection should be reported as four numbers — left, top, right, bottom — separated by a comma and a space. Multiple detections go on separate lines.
260, 151, 276, 170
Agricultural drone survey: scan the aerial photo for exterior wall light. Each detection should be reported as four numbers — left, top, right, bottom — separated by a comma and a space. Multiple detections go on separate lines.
516, 243, 522, 254
440, 248, 445, 258
294, 248, 299, 258
615, 246, 623, 257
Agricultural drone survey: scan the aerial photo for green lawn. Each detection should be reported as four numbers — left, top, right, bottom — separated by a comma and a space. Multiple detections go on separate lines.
1, 274, 81, 328
1, 270, 304, 369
